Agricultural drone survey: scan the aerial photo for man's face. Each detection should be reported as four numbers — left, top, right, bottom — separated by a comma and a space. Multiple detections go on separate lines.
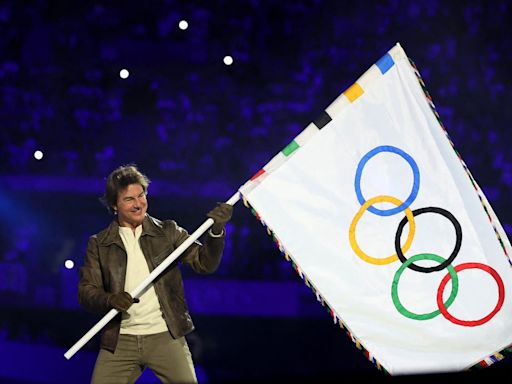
115, 183, 148, 229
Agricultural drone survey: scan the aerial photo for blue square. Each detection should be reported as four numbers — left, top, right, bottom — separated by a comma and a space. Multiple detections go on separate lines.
376, 53, 394, 74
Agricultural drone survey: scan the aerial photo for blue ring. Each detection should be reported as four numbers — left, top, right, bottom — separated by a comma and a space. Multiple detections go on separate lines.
354, 145, 420, 216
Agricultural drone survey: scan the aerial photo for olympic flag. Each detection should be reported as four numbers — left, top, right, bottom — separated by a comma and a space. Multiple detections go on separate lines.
239, 43, 512, 375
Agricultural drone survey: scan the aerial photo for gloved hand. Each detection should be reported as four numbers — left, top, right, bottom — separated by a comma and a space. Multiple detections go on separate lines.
207, 202, 233, 236
108, 291, 138, 311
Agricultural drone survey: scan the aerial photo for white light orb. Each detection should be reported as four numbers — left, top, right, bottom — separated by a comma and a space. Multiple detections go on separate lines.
64, 259, 75, 269
119, 69, 130, 79
179, 20, 188, 30
223, 55, 233, 66
34, 150, 43, 160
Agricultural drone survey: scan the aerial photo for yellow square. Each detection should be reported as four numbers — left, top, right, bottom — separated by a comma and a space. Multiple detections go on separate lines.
344, 83, 364, 102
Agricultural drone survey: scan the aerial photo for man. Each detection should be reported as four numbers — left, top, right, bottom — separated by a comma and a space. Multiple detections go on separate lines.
78, 164, 233, 383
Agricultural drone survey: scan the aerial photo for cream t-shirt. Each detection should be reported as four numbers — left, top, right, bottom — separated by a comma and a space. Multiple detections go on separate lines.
118, 225, 168, 335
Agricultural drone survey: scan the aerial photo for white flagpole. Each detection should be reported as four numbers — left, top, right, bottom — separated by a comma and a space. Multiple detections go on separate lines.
64, 191, 241, 360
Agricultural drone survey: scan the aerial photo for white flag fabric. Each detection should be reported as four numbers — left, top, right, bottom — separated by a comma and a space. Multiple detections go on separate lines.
239, 43, 512, 375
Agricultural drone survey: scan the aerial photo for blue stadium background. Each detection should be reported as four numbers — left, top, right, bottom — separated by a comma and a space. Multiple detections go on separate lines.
1, 1, 512, 382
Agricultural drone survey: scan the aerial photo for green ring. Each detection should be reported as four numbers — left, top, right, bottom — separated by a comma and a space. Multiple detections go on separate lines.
391, 253, 458, 320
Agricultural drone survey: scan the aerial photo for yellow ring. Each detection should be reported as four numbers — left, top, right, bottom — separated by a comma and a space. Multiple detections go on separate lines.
349, 195, 416, 265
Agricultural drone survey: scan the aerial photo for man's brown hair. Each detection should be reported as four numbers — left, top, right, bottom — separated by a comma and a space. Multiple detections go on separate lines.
101, 164, 150, 214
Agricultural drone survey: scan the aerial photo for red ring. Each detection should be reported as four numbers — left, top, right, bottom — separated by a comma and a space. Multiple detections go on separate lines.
437, 262, 505, 326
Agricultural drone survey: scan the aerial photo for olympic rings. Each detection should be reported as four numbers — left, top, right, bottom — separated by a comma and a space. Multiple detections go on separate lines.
350, 145, 506, 327
437, 263, 505, 326
392, 253, 458, 320
349, 195, 416, 265
394, 207, 462, 273
354, 145, 420, 217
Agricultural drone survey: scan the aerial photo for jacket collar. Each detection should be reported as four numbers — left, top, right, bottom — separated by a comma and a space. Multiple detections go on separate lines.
97, 214, 164, 246
141, 215, 165, 237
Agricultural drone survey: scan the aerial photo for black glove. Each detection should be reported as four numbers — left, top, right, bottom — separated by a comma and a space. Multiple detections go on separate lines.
207, 202, 233, 235
108, 291, 138, 311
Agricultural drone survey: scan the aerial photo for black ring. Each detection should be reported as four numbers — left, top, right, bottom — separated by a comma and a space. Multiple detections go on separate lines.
394, 207, 462, 273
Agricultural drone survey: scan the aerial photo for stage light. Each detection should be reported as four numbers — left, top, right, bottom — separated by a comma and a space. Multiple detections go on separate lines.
34, 150, 43, 160
120, 69, 130, 79
223, 55, 233, 66
179, 20, 188, 30
64, 260, 75, 269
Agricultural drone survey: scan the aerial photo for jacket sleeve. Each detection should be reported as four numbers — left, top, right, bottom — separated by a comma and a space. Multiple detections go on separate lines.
170, 220, 225, 274
78, 236, 111, 314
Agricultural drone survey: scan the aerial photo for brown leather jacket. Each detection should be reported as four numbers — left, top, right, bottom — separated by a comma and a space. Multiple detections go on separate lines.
78, 214, 225, 352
